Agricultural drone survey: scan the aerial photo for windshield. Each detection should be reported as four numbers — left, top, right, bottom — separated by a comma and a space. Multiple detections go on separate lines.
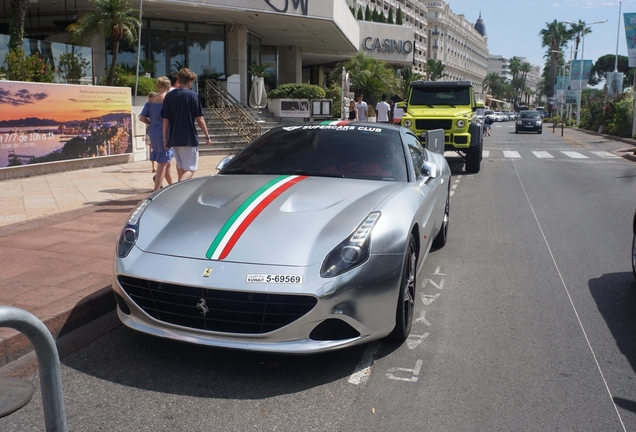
221, 126, 408, 182
519, 112, 540, 119
410, 86, 470, 106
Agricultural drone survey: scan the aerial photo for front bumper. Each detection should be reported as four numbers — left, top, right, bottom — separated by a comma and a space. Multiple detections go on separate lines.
113, 247, 404, 354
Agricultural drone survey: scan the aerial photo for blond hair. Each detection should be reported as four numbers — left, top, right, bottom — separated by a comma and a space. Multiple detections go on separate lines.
156, 76, 171, 92
147, 92, 158, 101
177, 68, 197, 85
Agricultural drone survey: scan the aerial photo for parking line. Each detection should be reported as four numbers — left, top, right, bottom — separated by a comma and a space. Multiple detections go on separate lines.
503, 151, 521, 158
590, 151, 620, 159
348, 342, 380, 385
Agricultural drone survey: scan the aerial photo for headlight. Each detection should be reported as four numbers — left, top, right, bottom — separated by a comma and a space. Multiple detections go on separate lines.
116, 198, 151, 257
320, 212, 380, 278
517, 120, 522, 125
403, 119, 412, 127
536, 121, 542, 125
457, 120, 465, 128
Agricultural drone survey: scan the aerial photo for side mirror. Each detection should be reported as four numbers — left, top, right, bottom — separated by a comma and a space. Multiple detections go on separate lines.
422, 161, 440, 179
216, 155, 233, 171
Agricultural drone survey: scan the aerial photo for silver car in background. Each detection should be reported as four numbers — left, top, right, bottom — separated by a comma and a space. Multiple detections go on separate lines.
113, 123, 451, 354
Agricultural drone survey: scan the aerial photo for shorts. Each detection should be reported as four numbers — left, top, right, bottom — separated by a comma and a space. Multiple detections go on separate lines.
173, 146, 199, 171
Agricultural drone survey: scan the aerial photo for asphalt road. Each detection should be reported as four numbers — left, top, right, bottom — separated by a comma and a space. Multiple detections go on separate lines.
3, 121, 636, 431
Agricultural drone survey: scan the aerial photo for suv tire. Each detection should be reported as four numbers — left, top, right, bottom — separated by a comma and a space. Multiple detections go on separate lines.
465, 145, 481, 173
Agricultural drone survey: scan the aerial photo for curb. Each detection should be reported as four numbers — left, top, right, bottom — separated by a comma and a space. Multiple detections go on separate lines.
0, 284, 116, 367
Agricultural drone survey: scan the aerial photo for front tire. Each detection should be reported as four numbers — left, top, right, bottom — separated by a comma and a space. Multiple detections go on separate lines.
433, 192, 449, 248
389, 235, 416, 341
465, 145, 481, 173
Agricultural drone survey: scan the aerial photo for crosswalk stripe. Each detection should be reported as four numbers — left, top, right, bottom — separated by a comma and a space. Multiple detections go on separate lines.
532, 151, 554, 158
482, 150, 490, 158
503, 151, 521, 158
590, 151, 620, 159
561, 151, 588, 159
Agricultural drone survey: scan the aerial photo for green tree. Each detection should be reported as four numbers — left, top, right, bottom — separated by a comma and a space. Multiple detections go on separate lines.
589, 54, 632, 87
482, 73, 505, 98
329, 53, 400, 106
357, 7, 363, 20
372, 7, 379, 22
539, 19, 570, 98
426, 59, 447, 81
400, 67, 424, 98
387, 7, 394, 24
365, 5, 371, 21
396, 6, 403, 25
68, 0, 141, 86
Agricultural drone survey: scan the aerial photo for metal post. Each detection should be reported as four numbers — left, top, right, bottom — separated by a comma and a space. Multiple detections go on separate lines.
0, 306, 68, 432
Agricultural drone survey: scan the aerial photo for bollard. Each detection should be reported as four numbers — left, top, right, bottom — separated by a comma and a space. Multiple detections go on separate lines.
0, 306, 68, 432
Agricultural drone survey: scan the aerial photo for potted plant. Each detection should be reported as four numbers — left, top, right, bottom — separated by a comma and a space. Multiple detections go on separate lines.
249, 63, 270, 109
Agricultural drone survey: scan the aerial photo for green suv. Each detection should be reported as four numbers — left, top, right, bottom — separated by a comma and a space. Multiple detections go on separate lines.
400, 80, 483, 173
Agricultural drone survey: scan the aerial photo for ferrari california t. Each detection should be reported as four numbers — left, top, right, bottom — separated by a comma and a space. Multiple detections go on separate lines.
113, 122, 451, 353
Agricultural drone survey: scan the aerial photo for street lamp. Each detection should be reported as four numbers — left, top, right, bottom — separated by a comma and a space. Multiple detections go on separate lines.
563, 20, 608, 127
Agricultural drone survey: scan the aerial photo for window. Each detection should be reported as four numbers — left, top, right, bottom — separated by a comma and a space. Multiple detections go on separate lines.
403, 132, 425, 179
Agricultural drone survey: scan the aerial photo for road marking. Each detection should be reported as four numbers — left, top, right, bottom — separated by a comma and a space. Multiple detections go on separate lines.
482, 150, 490, 158
386, 359, 424, 382
420, 293, 441, 305
503, 151, 521, 158
348, 342, 380, 385
561, 151, 588, 159
422, 278, 445, 290
433, 266, 446, 275
590, 151, 620, 159
450, 176, 461, 197
532, 151, 554, 158
415, 310, 431, 325
406, 333, 430, 350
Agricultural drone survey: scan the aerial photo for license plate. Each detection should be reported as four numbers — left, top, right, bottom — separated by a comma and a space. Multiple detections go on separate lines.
246, 274, 304, 284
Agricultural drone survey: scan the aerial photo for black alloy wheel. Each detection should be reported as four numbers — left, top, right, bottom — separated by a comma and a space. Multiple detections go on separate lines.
389, 235, 416, 341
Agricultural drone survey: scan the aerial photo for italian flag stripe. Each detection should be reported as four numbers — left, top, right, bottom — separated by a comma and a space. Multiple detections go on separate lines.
319, 120, 350, 126
205, 175, 307, 260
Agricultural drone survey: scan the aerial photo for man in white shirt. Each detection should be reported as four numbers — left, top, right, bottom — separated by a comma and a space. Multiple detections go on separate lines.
355, 94, 368, 122
376, 94, 390, 123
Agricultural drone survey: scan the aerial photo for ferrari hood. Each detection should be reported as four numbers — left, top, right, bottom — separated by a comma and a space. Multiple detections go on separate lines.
135, 175, 402, 266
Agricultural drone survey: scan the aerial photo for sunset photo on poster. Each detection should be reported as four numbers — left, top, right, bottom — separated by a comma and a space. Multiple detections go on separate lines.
0, 81, 132, 168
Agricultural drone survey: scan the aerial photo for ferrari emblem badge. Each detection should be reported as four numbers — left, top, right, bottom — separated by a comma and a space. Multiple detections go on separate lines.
202, 267, 213, 277
196, 298, 209, 316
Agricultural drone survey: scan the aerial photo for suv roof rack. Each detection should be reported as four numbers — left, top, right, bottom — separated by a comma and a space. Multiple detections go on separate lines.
410, 80, 473, 87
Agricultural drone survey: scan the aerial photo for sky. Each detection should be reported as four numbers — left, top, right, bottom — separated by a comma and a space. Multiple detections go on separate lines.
445, 0, 633, 70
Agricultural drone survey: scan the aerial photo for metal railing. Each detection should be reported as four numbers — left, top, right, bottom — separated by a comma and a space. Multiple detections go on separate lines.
202, 79, 262, 144
0, 306, 68, 431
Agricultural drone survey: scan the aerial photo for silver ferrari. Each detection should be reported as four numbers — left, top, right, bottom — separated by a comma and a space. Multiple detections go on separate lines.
113, 122, 451, 353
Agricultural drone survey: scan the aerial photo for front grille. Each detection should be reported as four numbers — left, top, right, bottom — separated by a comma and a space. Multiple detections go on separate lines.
117, 275, 317, 334
415, 119, 453, 130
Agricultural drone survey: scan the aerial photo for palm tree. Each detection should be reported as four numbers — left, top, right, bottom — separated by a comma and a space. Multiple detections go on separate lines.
400, 67, 424, 98
482, 73, 504, 98
567, 20, 592, 60
68, 0, 140, 86
539, 19, 569, 98
8, 0, 28, 50
426, 59, 447, 81
329, 53, 400, 105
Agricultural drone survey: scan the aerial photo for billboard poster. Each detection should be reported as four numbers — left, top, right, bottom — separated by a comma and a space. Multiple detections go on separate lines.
570, 60, 593, 90
565, 90, 579, 104
607, 71, 625, 96
0, 81, 132, 169
624, 13, 636, 67
554, 76, 569, 93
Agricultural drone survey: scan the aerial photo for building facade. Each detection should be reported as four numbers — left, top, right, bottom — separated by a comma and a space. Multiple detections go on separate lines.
425, 1, 488, 93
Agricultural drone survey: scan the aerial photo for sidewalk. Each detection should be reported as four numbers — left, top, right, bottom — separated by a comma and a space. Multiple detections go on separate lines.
0, 154, 227, 367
